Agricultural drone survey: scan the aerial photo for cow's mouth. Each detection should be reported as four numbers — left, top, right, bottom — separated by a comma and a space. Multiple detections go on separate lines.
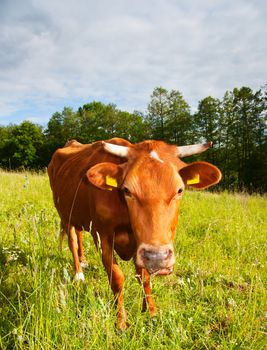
148, 266, 174, 276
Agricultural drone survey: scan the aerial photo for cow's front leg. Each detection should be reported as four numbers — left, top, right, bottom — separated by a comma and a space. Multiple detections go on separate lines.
135, 265, 157, 317
101, 236, 128, 330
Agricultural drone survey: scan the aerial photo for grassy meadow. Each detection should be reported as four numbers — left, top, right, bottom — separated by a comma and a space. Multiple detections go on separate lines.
0, 170, 266, 349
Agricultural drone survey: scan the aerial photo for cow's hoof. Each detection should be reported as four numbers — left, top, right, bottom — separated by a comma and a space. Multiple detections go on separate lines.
117, 310, 129, 331
74, 272, 85, 282
149, 308, 157, 317
117, 319, 129, 331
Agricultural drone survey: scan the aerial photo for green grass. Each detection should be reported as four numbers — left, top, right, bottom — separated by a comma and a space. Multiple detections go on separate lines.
0, 170, 266, 349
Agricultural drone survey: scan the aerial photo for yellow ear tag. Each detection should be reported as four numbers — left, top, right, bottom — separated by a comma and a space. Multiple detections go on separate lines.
187, 174, 200, 185
106, 175, 118, 188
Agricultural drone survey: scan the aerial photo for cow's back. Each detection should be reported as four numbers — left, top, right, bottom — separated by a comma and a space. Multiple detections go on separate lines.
48, 138, 131, 231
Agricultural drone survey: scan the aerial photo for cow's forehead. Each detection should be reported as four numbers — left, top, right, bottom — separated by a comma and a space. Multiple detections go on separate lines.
131, 140, 178, 157
123, 152, 183, 199
127, 141, 181, 166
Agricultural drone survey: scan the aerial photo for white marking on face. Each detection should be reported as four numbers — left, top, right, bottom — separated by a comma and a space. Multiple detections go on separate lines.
75, 272, 85, 282
150, 150, 164, 163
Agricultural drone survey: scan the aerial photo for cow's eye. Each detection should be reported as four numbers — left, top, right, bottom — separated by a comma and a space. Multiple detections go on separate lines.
171, 188, 184, 202
123, 187, 131, 197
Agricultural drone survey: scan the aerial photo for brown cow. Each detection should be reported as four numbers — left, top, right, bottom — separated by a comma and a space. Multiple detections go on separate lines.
48, 138, 221, 329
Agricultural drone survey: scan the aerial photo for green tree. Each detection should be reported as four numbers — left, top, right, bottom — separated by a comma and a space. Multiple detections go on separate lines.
78, 102, 118, 142
0, 125, 15, 169
219, 91, 238, 189
147, 87, 169, 140
166, 89, 192, 145
231, 87, 266, 190
220, 87, 266, 191
193, 96, 221, 164
77, 102, 149, 143
46, 108, 78, 147
46, 112, 66, 147
146, 87, 192, 144
0, 121, 44, 169
113, 110, 149, 142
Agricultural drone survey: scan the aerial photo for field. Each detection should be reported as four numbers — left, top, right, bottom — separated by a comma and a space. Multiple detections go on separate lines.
0, 170, 266, 349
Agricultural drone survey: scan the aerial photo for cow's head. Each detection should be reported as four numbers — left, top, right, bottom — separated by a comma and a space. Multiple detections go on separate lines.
87, 140, 221, 275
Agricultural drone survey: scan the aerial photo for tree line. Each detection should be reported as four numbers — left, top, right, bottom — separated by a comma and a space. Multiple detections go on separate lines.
0, 86, 266, 192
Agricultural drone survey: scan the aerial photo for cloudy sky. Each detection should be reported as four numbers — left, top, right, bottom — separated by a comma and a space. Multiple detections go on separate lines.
1, 0, 266, 125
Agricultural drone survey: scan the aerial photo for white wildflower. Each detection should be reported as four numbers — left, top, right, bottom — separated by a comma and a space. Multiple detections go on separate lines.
228, 298, 237, 308
177, 277, 185, 286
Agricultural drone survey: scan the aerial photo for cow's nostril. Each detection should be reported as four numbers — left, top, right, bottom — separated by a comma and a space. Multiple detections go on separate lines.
162, 248, 173, 260
139, 248, 145, 259
142, 249, 172, 262
167, 249, 173, 259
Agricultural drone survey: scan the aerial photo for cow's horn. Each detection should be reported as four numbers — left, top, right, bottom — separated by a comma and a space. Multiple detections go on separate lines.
177, 141, 213, 158
102, 142, 129, 158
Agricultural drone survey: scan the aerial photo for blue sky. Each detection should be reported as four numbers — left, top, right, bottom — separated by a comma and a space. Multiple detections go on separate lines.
1, 0, 266, 125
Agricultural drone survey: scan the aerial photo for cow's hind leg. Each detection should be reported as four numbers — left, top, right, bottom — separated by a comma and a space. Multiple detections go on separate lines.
101, 235, 128, 330
68, 226, 84, 281
76, 229, 88, 268
135, 265, 157, 317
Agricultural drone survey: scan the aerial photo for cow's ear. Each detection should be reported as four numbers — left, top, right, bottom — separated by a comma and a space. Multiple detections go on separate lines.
179, 161, 222, 189
86, 162, 123, 191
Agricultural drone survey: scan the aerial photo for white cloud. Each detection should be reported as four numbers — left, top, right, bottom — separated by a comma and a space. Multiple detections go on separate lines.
0, 0, 266, 124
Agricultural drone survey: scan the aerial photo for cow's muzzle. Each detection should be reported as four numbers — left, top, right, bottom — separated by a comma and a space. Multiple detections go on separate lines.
136, 243, 175, 276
